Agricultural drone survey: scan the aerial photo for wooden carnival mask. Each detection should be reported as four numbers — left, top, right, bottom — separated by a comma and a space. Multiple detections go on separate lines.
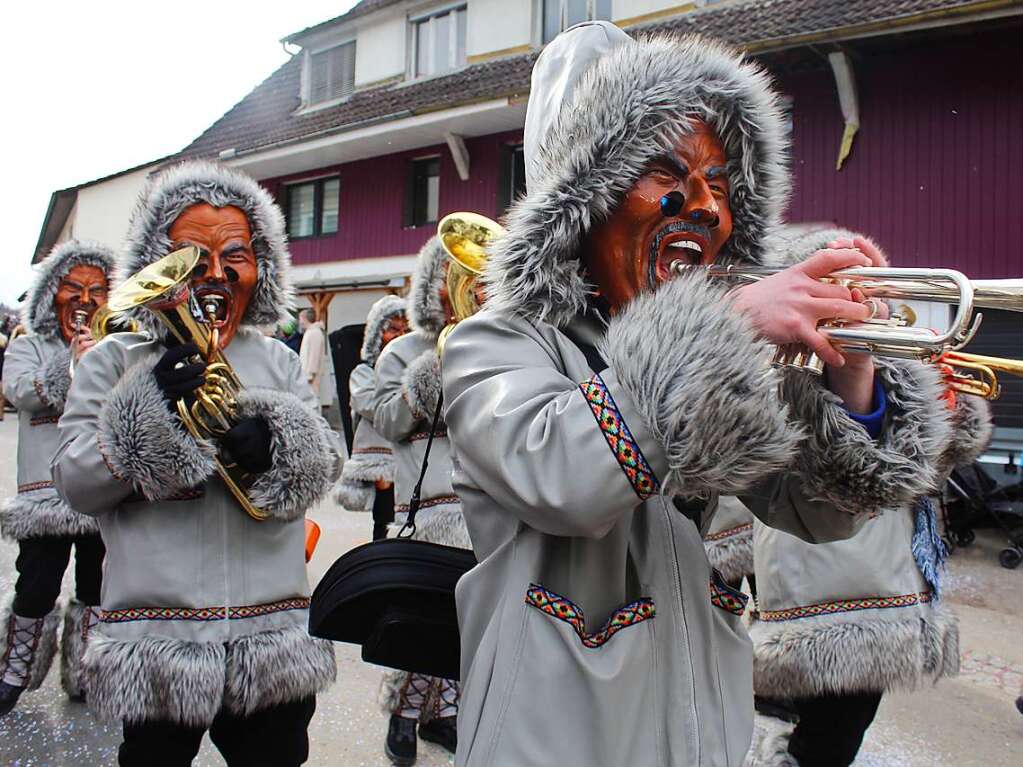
168, 203, 258, 349
55, 264, 109, 343
582, 119, 734, 313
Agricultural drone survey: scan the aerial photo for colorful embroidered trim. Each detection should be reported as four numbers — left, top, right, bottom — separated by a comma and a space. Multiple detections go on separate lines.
758, 592, 933, 622
710, 575, 749, 617
17, 481, 54, 494
705, 522, 753, 542
99, 597, 310, 624
579, 374, 659, 500
353, 447, 392, 455
394, 495, 461, 514
409, 428, 447, 442
29, 415, 60, 427
32, 378, 52, 408
525, 583, 655, 649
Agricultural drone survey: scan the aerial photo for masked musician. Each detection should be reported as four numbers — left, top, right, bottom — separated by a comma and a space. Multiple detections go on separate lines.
440, 23, 954, 766
335, 295, 408, 540
0, 240, 114, 716
52, 161, 339, 767
747, 227, 992, 767
370, 237, 470, 765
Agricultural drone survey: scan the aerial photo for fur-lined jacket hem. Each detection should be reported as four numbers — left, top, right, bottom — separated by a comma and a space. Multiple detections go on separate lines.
704, 525, 754, 584
0, 489, 100, 541
84, 625, 336, 726
236, 389, 339, 521
750, 601, 958, 698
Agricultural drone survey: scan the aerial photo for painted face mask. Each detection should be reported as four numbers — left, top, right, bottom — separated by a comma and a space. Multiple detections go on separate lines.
582, 119, 733, 313
54, 264, 109, 343
168, 203, 258, 348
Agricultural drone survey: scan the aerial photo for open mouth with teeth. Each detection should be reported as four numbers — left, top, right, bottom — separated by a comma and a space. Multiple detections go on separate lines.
192, 287, 232, 330
648, 223, 711, 286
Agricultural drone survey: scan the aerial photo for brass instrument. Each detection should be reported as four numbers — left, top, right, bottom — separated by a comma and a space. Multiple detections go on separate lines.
435, 212, 504, 354
89, 304, 139, 340
68, 310, 89, 377
671, 261, 1023, 399
106, 245, 269, 520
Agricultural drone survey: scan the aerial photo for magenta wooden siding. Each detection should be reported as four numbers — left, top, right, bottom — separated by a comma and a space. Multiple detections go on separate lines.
781, 31, 1022, 279
263, 130, 522, 266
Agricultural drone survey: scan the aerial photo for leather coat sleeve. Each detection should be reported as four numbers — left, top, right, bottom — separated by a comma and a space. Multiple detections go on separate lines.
349, 363, 377, 425
442, 315, 669, 539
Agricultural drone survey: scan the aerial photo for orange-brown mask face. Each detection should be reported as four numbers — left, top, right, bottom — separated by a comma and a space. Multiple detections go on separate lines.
168, 203, 257, 348
380, 315, 409, 349
55, 264, 109, 342
581, 119, 733, 313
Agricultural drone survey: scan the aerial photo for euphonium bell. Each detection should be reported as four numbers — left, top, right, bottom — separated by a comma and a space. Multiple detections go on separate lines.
435, 212, 504, 354
106, 246, 269, 520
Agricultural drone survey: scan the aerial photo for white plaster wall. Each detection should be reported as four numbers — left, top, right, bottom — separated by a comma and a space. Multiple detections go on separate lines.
613, 0, 692, 21
467, 0, 533, 57
355, 13, 407, 86
71, 166, 154, 250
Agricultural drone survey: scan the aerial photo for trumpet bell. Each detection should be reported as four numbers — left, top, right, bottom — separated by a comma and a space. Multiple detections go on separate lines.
107, 246, 201, 313
438, 212, 502, 275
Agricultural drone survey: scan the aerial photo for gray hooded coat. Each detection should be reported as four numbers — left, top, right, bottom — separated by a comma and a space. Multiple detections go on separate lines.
336, 295, 406, 511
441, 24, 951, 766
52, 161, 340, 727
1, 239, 115, 541
749, 228, 991, 703
368, 237, 469, 548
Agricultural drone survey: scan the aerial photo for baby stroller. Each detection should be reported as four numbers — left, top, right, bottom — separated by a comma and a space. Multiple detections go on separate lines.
943, 461, 1023, 569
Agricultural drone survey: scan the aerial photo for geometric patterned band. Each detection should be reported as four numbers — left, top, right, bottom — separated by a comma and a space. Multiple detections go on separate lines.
758, 591, 933, 622
705, 522, 753, 542
17, 480, 55, 493
579, 374, 660, 500
99, 597, 310, 624
710, 575, 749, 617
525, 583, 655, 649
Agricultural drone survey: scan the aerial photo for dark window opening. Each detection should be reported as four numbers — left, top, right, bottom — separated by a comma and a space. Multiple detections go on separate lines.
498, 144, 527, 215
286, 177, 340, 239
405, 157, 441, 228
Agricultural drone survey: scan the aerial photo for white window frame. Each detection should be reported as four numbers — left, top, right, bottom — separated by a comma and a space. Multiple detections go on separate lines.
300, 36, 357, 112
533, 0, 611, 46
408, 2, 468, 80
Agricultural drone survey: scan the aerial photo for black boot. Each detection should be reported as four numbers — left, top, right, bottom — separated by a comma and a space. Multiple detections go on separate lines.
419, 715, 457, 755
0, 681, 25, 717
385, 714, 417, 766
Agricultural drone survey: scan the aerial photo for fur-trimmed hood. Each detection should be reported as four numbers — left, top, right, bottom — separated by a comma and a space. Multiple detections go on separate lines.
408, 237, 448, 339
119, 160, 293, 335
360, 294, 407, 365
766, 226, 871, 268
485, 22, 790, 327
23, 240, 116, 339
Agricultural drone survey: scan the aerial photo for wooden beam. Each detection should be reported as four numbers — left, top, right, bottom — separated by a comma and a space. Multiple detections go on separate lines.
445, 132, 471, 181
307, 291, 336, 323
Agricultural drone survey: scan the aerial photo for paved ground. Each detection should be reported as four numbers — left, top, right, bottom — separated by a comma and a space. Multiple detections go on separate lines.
0, 413, 1021, 765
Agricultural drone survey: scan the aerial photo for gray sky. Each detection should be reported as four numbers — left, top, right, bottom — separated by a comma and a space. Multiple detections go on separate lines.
0, 0, 359, 307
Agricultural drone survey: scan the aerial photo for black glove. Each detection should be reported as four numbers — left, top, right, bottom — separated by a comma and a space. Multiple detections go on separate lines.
153, 343, 206, 410
221, 417, 274, 474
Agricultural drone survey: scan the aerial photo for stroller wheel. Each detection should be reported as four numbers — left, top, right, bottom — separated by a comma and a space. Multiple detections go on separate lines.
999, 547, 1022, 570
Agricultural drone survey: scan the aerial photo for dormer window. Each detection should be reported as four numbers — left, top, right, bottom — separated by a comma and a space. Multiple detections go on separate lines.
541, 0, 611, 43
308, 41, 356, 105
411, 5, 467, 79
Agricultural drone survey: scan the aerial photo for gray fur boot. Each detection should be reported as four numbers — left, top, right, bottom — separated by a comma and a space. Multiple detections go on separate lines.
60, 599, 96, 700
744, 713, 799, 767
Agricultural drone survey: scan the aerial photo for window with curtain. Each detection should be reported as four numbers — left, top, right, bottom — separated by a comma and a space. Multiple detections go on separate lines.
308, 41, 356, 104
542, 0, 611, 43
413, 6, 467, 78
286, 177, 340, 239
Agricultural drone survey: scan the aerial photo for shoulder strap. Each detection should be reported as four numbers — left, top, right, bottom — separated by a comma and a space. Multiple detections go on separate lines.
397, 392, 445, 538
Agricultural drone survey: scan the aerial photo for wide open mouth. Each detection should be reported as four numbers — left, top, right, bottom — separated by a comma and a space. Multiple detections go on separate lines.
192, 286, 232, 329
647, 221, 712, 286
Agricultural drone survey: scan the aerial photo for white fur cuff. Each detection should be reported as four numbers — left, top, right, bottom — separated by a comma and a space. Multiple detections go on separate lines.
402, 349, 442, 421
601, 274, 799, 497
38, 347, 72, 411
236, 389, 339, 521
98, 359, 217, 501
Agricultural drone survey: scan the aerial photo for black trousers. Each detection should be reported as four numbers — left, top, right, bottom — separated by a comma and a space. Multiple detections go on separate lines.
119, 695, 316, 767
788, 691, 884, 767
372, 484, 395, 541
12, 534, 105, 618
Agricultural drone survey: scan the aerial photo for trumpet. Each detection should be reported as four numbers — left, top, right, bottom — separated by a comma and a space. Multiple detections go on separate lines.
106, 246, 269, 520
435, 212, 504, 354
671, 260, 1023, 399
68, 309, 89, 377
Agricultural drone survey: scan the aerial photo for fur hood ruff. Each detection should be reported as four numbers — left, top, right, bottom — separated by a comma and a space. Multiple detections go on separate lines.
24, 240, 116, 338
118, 160, 293, 335
408, 237, 448, 339
485, 23, 790, 327
360, 295, 407, 365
